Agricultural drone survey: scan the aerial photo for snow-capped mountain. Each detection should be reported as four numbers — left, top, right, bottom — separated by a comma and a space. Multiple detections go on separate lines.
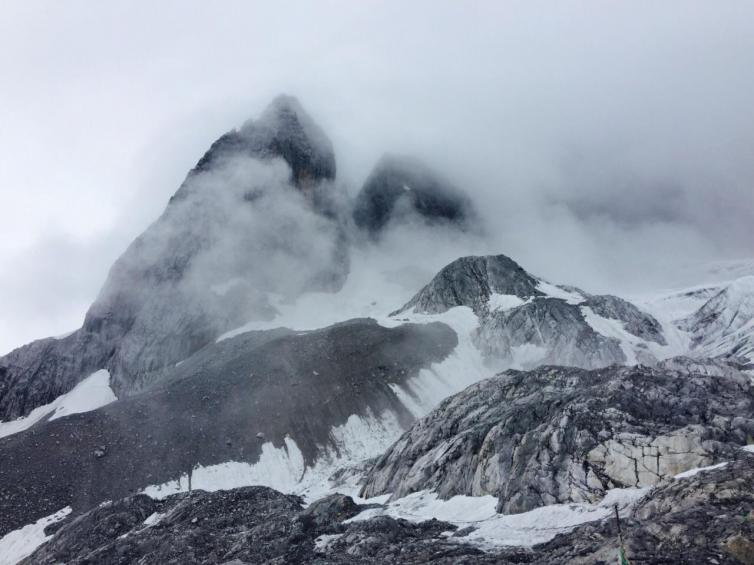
2, 96, 754, 564
395, 254, 671, 370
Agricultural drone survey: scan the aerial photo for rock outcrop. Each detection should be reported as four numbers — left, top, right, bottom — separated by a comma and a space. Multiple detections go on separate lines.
352, 154, 476, 236
188, 94, 337, 190
23, 486, 495, 565
474, 297, 627, 369
581, 294, 666, 345
360, 358, 754, 513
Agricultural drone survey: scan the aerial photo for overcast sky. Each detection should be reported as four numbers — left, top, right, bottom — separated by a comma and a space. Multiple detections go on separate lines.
1, 1, 754, 354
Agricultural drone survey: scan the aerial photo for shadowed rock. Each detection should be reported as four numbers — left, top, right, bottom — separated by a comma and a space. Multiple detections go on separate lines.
353, 154, 476, 236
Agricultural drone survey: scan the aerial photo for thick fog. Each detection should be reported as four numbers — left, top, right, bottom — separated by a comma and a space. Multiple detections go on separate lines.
1, 1, 753, 354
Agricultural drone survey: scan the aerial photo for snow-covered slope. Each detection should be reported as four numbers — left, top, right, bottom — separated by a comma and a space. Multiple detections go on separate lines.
635, 275, 754, 370
679, 276, 754, 368
0, 319, 457, 537
0, 95, 348, 422
0, 370, 115, 439
396, 254, 676, 370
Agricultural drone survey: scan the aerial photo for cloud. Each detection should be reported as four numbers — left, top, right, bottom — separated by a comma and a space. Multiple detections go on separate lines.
1, 1, 753, 352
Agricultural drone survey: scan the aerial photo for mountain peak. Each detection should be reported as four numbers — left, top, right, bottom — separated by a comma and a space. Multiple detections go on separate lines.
353, 154, 476, 236
192, 94, 336, 188
395, 254, 542, 316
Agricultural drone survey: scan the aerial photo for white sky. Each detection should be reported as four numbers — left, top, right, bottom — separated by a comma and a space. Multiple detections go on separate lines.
1, 1, 754, 354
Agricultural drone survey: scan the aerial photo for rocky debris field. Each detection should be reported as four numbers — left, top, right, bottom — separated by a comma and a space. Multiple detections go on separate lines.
22, 453, 754, 564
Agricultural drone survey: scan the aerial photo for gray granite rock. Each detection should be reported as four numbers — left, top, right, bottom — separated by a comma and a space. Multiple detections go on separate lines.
360, 358, 754, 513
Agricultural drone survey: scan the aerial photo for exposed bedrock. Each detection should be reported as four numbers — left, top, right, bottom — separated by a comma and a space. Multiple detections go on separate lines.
360, 358, 754, 514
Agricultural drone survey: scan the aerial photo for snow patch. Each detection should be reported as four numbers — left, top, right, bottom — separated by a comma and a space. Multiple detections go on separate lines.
380, 306, 492, 417
314, 533, 344, 551
142, 410, 405, 502
142, 512, 166, 527
674, 462, 729, 479
580, 306, 641, 364
487, 293, 526, 312
536, 281, 584, 304
349, 487, 648, 550
0, 506, 71, 565
49, 370, 117, 421
0, 370, 116, 438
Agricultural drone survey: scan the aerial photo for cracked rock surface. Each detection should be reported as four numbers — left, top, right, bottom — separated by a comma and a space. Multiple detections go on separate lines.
360, 357, 754, 513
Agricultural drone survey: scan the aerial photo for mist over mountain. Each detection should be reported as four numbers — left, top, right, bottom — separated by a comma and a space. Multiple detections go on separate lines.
2, 2, 754, 354
2, 4, 754, 564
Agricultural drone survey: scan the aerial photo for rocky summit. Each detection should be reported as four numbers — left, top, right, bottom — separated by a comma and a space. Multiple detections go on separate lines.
352, 154, 476, 236
2, 95, 754, 565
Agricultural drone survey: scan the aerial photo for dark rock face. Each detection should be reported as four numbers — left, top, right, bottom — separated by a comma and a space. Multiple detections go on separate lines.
0, 330, 108, 422
352, 155, 476, 236
395, 254, 542, 316
0, 96, 348, 420
360, 358, 754, 514
582, 294, 667, 345
0, 319, 458, 537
